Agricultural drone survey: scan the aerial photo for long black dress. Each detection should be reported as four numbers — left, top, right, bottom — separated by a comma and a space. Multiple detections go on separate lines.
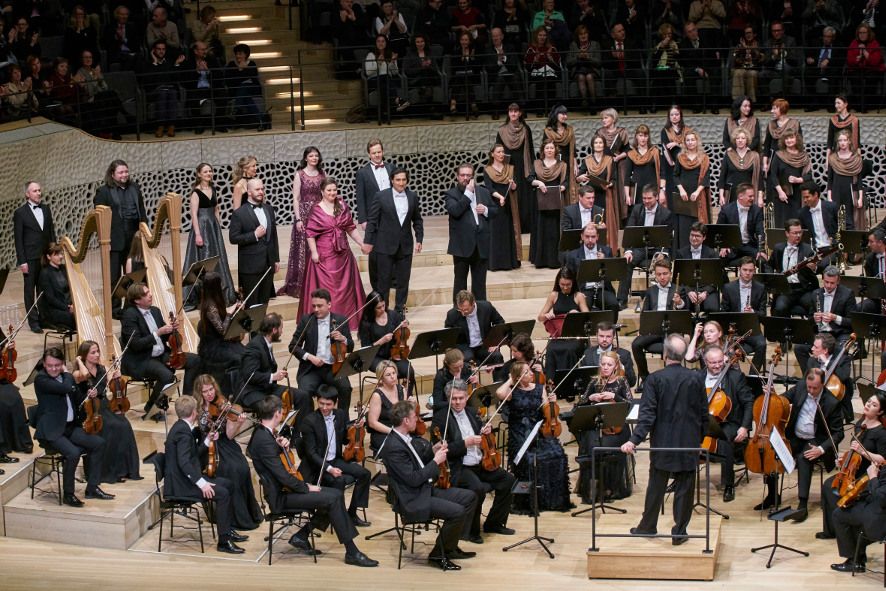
767, 151, 811, 228
183, 186, 236, 306
367, 385, 406, 452
197, 304, 247, 375
672, 155, 711, 250
624, 147, 661, 206
0, 381, 32, 455
508, 383, 571, 513
827, 152, 865, 231
544, 291, 583, 379
574, 377, 633, 502
359, 309, 408, 377
486, 165, 521, 271
718, 149, 762, 203
197, 407, 262, 530
77, 365, 141, 482
496, 121, 536, 236
528, 159, 567, 269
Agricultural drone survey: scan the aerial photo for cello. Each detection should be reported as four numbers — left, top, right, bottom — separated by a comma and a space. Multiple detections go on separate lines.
822, 333, 856, 401
700, 350, 739, 453
744, 346, 791, 475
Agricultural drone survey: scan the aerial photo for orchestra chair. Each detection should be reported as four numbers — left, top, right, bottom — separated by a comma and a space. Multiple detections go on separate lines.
380, 482, 443, 570
26, 406, 67, 505
41, 324, 77, 360
851, 531, 886, 586
255, 471, 317, 566
145, 451, 215, 554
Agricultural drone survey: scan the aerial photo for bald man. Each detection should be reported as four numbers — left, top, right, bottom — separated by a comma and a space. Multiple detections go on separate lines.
228, 178, 279, 307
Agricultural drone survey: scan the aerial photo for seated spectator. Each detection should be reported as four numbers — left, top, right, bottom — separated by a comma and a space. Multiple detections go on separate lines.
375, 0, 409, 58
403, 33, 442, 110
649, 23, 680, 112
603, 22, 646, 113
73, 49, 123, 138
805, 26, 844, 111
614, 0, 647, 43
414, 0, 451, 51
688, 0, 725, 48
651, 0, 683, 36
847, 23, 885, 113
9, 16, 41, 64
448, 30, 480, 115
102, 5, 142, 71
492, 0, 528, 49
334, 0, 370, 78
181, 40, 226, 134
24, 54, 48, 104
731, 26, 763, 103
759, 20, 799, 101
680, 22, 719, 114
726, 0, 761, 45
567, 24, 601, 112
139, 38, 184, 137
569, 0, 609, 45
15, 0, 64, 36
63, 5, 99, 70
1, 64, 38, 121
146, 6, 181, 50
802, 0, 843, 45
451, 0, 486, 48
46, 57, 79, 122
765, 0, 800, 39
524, 26, 561, 113
0, 16, 13, 70
225, 43, 269, 130
532, 0, 570, 51
485, 26, 522, 114
191, 5, 224, 60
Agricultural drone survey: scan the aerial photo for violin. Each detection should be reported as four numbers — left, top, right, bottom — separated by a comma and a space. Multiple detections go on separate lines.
480, 427, 501, 471
832, 426, 869, 497
343, 405, 367, 463
0, 324, 18, 383
280, 447, 305, 482
431, 426, 451, 489
837, 460, 885, 508
745, 346, 792, 475
329, 323, 348, 375
206, 438, 219, 477
539, 381, 562, 439
410, 398, 427, 436
107, 355, 130, 414
390, 321, 411, 362
281, 388, 293, 415
167, 312, 185, 370
81, 378, 103, 435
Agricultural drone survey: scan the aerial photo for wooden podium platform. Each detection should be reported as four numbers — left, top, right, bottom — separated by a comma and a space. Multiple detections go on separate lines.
586, 514, 722, 581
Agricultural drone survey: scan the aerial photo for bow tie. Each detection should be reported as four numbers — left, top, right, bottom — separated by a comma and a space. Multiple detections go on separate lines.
374, 163, 385, 169
738, 206, 749, 214
581, 207, 593, 214
30, 204, 40, 209
251, 203, 263, 210
786, 245, 798, 252
810, 206, 820, 214
740, 282, 752, 289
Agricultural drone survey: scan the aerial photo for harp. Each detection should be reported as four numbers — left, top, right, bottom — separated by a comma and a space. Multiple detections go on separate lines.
60, 205, 118, 366
138, 192, 199, 352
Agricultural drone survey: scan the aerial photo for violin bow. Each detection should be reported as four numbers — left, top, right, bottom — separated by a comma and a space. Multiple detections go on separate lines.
0, 293, 43, 349
539, 356, 585, 409
483, 364, 530, 428
78, 333, 135, 408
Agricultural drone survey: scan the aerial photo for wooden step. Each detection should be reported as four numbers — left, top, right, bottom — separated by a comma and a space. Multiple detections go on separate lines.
0, 448, 43, 536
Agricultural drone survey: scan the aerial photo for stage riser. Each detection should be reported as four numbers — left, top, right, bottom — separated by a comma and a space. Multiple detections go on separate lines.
0, 459, 37, 536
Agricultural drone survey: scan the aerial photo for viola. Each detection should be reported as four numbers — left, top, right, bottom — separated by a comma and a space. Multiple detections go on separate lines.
431, 426, 451, 489
281, 388, 294, 415
410, 398, 427, 436
0, 324, 18, 383
107, 355, 130, 414
343, 405, 367, 463
280, 447, 305, 482
206, 438, 219, 477
539, 382, 562, 439
480, 428, 501, 471
832, 425, 868, 497
837, 460, 885, 508
167, 312, 185, 370
390, 322, 411, 362
330, 329, 348, 375
744, 346, 792, 475
81, 378, 103, 435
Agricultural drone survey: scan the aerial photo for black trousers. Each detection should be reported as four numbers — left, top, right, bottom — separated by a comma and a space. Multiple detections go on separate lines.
452, 247, 488, 303
764, 436, 821, 502
239, 267, 274, 308
43, 307, 75, 330
773, 285, 815, 317
298, 364, 353, 416
428, 486, 477, 556
319, 457, 371, 512
23, 257, 42, 329
618, 251, 653, 305
820, 474, 841, 537
203, 475, 234, 540
375, 245, 413, 313
281, 486, 357, 544
636, 465, 696, 536
833, 501, 877, 562
49, 423, 105, 494
581, 287, 620, 314
141, 352, 201, 415
110, 219, 140, 310
743, 334, 767, 370
716, 423, 740, 487
455, 464, 515, 536
457, 344, 504, 367
631, 335, 664, 379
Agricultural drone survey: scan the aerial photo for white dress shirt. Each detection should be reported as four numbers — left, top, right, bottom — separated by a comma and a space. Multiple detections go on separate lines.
371, 163, 391, 192
795, 393, 821, 444
29, 200, 44, 230
452, 410, 482, 466
739, 281, 753, 310
583, 245, 602, 289
819, 289, 841, 330
249, 199, 268, 236
656, 284, 671, 311
580, 206, 594, 227
313, 315, 333, 364
465, 187, 480, 224
644, 206, 658, 226
140, 307, 165, 357
465, 306, 482, 347
689, 246, 703, 260
808, 204, 831, 247
737, 206, 750, 243
324, 414, 337, 463
393, 190, 409, 225
784, 244, 800, 284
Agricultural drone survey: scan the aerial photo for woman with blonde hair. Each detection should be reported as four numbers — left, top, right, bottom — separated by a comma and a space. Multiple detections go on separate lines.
231, 154, 257, 210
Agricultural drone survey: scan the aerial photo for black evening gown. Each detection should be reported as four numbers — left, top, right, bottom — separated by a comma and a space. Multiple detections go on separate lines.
486, 177, 520, 271
358, 310, 409, 377
766, 153, 809, 228
367, 385, 406, 452
827, 167, 861, 230
544, 291, 583, 379
496, 126, 535, 233
0, 381, 33, 454
507, 384, 571, 513
183, 187, 236, 306
197, 305, 247, 371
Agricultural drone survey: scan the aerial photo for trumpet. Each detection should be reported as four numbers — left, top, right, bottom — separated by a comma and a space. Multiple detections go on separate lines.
593, 213, 605, 226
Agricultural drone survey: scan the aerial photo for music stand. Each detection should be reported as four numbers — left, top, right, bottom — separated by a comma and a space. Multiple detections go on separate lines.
706, 312, 763, 336
559, 229, 582, 253
703, 224, 742, 254
334, 345, 381, 405
553, 367, 599, 401
751, 506, 809, 568
571, 402, 631, 517
857, 381, 876, 404
408, 327, 459, 372
754, 273, 792, 312
577, 258, 628, 315
673, 259, 724, 318
472, 381, 504, 412
760, 316, 815, 380
483, 320, 537, 349
182, 255, 220, 286
850, 312, 886, 382
637, 310, 692, 337
622, 225, 673, 300
112, 268, 147, 300
224, 303, 268, 339
503, 420, 555, 558
840, 276, 886, 303
766, 228, 809, 249
560, 311, 618, 342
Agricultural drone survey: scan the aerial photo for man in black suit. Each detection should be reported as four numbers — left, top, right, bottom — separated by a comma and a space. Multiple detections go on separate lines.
805, 27, 844, 111
799, 182, 841, 250
861, 228, 886, 316
619, 184, 673, 308
432, 379, 515, 543
675, 221, 721, 314
362, 167, 424, 314
604, 22, 646, 113
446, 163, 498, 303
14, 181, 55, 333
581, 320, 636, 387
180, 40, 228, 134
93, 159, 147, 314
631, 257, 687, 382
299, 386, 371, 526
289, 289, 354, 414
800, 333, 855, 424
33, 347, 111, 507
830, 462, 886, 573
715, 183, 764, 265
720, 256, 768, 368
484, 27, 522, 112
228, 178, 279, 308
164, 395, 245, 554
680, 22, 719, 113
120, 283, 200, 419
355, 139, 395, 288
565, 223, 619, 313
698, 347, 754, 502
382, 399, 477, 570
444, 290, 505, 365
757, 368, 843, 519
240, 312, 311, 421
561, 185, 606, 233
768, 218, 818, 316
622, 335, 707, 544
248, 395, 378, 566
795, 267, 856, 368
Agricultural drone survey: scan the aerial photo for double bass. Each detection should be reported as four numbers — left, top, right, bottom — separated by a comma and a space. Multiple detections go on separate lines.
744, 346, 791, 474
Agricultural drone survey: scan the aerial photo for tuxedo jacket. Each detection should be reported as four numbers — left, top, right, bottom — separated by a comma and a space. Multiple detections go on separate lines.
560, 203, 605, 232
784, 383, 844, 469
798, 199, 839, 245
443, 301, 505, 348
33, 371, 82, 441
720, 279, 767, 318
582, 346, 637, 387
626, 203, 672, 229
13, 202, 55, 265
228, 202, 280, 274
716, 202, 764, 248
120, 305, 171, 376
864, 252, 884, 279
770, 241, 819, 292
696, 366, 754, 431
242, 334, 280, 399
39, 265, 72, 311
674, 244, 720, 295
163, 418, 208, 500
288, 312, 354, 378
805, 284, 857, 336
380, 430, 441, 522
93, 182, 147, 251
565, 244, 615, 293
364, 187, 424, 255
807, 354, 852, 388
431, 406, 482, 482
299, 408, 349, 482
355, 161, 396, 224
247, 425, 309, 513
445, 184, 497, 259
641, 283, 686, 311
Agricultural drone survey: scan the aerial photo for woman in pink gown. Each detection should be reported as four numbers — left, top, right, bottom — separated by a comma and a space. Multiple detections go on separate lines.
278, 146, 326, 297
297, 177, 367, 320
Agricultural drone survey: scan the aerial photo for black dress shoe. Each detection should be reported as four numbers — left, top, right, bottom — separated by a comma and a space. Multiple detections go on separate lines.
85, 487, 115, 500
630, 527, 656, 536
217, 540, 245, 554
815, 531, 835, 540
288, 535, 321, 555
63, 494, 84, 507
672, 534, 689, 546
0, 453, 20, 463
450, 547, 477, 559
428, 556, 461, 571
350, 514, 371, 527
227, 531, 249, 543
791, 508, 808, 523
461, 534, 483, 545
483, 525, 516, 535
31, 326, 43, 334
344, 550, 379, 567
723, 486, 735, 503
753, 495, 780, 511
831, 559, 865, 573
22, 446, 33, 454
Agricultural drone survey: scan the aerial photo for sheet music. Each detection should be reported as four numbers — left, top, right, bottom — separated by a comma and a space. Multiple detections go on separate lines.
769, 429, 795, 474
627, 404, 640, 422
514, 420, 543, 466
